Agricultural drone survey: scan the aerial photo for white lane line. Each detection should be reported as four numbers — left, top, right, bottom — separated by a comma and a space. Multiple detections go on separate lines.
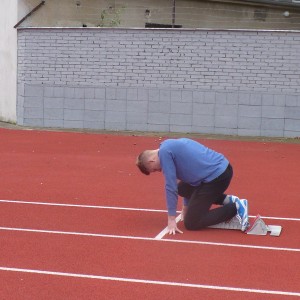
1, 199, 299, 222
154, 214, 182, 240
1, 226, 299, 252
0, 266, 299, 297
0, 199, 166, 213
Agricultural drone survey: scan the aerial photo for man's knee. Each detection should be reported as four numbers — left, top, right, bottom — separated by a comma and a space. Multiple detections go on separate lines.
184, 219, 205, 231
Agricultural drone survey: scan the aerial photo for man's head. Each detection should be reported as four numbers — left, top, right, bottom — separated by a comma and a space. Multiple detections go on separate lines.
136, 149, 161, 175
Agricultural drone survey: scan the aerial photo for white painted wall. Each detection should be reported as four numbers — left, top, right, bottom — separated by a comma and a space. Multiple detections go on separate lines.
0, 0, 18, 122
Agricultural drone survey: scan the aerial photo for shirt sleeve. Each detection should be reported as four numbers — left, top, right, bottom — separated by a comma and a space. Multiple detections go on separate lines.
160, 150, 178, 216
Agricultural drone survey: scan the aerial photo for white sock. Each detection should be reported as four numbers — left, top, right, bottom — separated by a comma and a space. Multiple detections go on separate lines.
235, 202, 239, 210
223, 195, 230, 205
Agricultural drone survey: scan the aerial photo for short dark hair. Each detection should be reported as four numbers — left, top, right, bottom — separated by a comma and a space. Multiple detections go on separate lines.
136, 152, 150, 175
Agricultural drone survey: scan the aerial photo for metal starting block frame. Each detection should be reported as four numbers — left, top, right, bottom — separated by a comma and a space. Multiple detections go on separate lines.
208, 214, 282, 236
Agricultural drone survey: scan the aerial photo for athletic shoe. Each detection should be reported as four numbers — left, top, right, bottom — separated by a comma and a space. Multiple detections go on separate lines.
228, 195, 240, 204
236, 199, 249, 231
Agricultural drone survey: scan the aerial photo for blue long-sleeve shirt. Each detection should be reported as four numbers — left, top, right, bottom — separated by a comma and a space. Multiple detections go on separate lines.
158, 138, 229, 216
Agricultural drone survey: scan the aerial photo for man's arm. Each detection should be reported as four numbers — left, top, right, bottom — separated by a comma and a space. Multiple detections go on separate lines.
159, 147, 183, 234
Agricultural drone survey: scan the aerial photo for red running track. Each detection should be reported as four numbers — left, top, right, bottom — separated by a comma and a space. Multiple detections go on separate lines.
0, 128, 299, 299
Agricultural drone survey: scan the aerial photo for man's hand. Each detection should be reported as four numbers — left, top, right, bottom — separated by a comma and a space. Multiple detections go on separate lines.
168, 215, 183, 235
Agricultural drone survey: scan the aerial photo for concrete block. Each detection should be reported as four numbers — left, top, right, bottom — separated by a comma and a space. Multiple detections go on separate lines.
193, 91, 205, 103
238, 93, 251, 105
64, 87, 75, 98
17, 101, 24, 123
170, 124, 192, 133
84, 121, 105, 130
24, 107, 43, 118
238, 116, 261, 129
127, 112, 147, 124
18, 83, 25, 97
106, 88, 116, 100
215, 127, 238, 136
262, 106, 285, 119
95, 88, 105, 99
170, 114, 192, 126
181, 90, 193, 102
215, 115, 237, 128
64, 98, 84, 109
215, 104, 238, 116
44, 108, 63, 119
73, 88, 85, 99
284, 130, 300, 138
193, 103, 214, 115
148, 112, 169, 125
106, 99, 126, 111
127, 88, 138, 100
126, 123, 148, 131
215, 92, 226, 104
147, 123, 170, 132
44, 119, 64, 128
149, 100, 170, 113
285, 119, 300, 131
85, 99, 105, 111
273, 94, 286, 106
44, 97, 63, 108
64, 109, 84, 121
192, 114, 214, 127
261, 94, 274, 105
23, 118, 44, 127
63, 120, 84, 129
116, 88, 127, 100
149, 89, 159, 101
84, 88, 95, 99
191, 126, 215, 134
171, 102, 192, 114
160, 90, 171, 101
261, 129, 283, 137
84, 110, 104, 122
24, 97, 43, 108
105, 111, 126, 122
105, 122, 126, 131
249, 94, 262, 106
171, 90, 182, 102
261, 118, 284, 130
25, 85, 43, 97
204, 91, 215, 103
226, 93, 239, 105
285, 107, 300, 119
238, 128, 261, 137
239, 105, 261, 117
127, 100, 148, 113
285, 95, 298, 107
17, 95, 24, 108
53, 86, 65, 98
138, 88, 148, 101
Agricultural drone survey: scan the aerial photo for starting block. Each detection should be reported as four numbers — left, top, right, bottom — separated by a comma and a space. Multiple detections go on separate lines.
245, 215, 282, 236
208, 214, 282, 236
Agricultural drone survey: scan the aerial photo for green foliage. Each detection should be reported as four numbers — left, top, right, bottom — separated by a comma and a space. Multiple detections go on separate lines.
98, 6, 125, 27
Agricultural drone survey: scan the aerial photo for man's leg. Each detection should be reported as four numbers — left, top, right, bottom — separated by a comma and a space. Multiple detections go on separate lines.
183, 165, 237, 230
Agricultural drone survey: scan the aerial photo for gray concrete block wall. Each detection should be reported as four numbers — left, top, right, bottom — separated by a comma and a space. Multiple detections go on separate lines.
21, 84, 300, 138
17, 28, 300, 137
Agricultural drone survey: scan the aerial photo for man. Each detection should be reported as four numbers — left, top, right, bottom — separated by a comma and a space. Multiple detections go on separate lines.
136, 138, 249, 235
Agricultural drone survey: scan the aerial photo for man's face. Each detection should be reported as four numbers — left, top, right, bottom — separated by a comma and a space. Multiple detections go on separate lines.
147, 160, 161, 173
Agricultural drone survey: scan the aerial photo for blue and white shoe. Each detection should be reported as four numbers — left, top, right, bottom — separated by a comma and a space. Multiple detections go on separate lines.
236, 199, 249, 231
228, 195, 240, 204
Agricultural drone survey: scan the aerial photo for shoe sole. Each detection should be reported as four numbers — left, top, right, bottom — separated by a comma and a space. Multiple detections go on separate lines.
241, 199, 249, 231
